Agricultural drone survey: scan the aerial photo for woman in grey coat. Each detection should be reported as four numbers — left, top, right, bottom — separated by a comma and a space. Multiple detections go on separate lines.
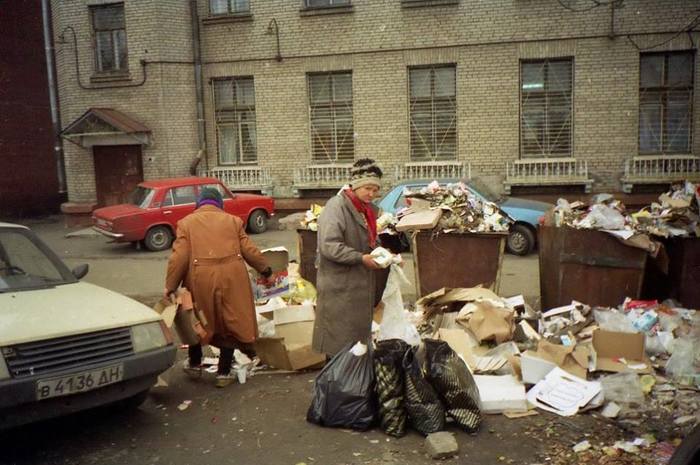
312, 159, 383, 356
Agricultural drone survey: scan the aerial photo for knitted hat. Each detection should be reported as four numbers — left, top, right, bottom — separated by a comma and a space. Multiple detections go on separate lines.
197, 186, 223, 209
350, 158, 382, 189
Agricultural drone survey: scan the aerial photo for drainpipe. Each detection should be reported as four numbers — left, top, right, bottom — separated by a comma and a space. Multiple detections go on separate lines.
41, 0, 67, 193
189, 0, 207, 175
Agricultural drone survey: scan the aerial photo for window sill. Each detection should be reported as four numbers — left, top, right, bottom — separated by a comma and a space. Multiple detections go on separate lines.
90, 72, 132, 84
300, 5, 354, 17
401, 0, 459, 8
202, 13, 253, 25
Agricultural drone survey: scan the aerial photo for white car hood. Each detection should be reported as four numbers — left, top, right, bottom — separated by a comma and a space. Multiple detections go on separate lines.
0, 282, 161, 346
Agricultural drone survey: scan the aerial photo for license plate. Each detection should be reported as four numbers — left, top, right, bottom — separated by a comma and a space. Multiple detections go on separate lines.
36, 364, 124, 400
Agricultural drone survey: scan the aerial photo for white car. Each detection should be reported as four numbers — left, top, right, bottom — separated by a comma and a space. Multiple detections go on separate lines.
0, 222, 175, 429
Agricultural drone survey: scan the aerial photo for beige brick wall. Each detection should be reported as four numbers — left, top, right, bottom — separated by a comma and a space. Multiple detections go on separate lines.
54, 0, 700, 202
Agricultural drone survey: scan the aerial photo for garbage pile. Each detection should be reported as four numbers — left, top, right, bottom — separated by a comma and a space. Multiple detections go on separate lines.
396, 181, 511, 234
414, 286, 699, 442
553, 181, 699, 239
299, 203, 398, 235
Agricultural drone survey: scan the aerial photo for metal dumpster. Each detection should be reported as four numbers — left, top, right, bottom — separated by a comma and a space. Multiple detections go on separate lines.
643, 237, 700, 308
411, 231, 507, 297
539, 225, 648, 309
296, 228, 390, 305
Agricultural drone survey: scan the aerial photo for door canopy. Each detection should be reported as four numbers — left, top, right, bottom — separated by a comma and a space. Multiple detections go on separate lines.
61, 108, 151, 148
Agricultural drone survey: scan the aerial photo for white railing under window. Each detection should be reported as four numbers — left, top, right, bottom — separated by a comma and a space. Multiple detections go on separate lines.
198, 166, 272, 194
394, 161, 470, 182
293, 164, 352, 196
621, 155, 700, 193
504, 157, 593, 194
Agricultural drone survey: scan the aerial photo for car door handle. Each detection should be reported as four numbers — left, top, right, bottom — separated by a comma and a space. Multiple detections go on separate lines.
163, 210, 172, 215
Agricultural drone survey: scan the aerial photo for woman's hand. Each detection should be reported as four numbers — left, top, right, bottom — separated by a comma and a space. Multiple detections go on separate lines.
361, 254, 381, 270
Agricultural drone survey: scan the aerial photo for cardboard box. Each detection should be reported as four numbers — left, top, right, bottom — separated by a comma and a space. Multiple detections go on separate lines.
255, 304, 326, 371
592, 329, 652, 374
253, 247, 290, 302
395, 208, 442, 232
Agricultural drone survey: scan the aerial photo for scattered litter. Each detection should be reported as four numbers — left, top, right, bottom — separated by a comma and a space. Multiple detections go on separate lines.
177, 400, 192, 411
573, 440, 591, 453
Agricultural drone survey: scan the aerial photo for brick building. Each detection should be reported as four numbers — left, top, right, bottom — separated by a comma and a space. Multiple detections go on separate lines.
51, 0, 700, 214
1, 0, 62, 217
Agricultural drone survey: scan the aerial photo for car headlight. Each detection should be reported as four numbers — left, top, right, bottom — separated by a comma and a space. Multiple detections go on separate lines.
0, 354, 9, 380
131, 322, 170, 353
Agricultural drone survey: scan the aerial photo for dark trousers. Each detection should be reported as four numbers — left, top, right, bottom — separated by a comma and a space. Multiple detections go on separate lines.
188, 344, 234, 375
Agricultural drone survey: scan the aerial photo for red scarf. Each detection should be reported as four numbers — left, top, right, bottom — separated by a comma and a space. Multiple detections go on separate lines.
344, 188, 377, 248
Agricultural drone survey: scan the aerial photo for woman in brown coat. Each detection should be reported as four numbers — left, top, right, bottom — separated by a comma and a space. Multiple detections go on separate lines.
312, 159, 383, 356
165, 187, 271, 387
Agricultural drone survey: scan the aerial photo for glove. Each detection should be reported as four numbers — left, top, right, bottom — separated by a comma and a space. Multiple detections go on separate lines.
260, 267, 273, 279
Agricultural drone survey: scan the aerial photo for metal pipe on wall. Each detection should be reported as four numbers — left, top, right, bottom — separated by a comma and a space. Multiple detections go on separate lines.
41, 0, 66, 194
189, 0, 207, 174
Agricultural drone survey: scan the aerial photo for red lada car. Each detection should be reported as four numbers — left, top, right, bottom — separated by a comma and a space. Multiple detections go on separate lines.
92, 177, 274, 251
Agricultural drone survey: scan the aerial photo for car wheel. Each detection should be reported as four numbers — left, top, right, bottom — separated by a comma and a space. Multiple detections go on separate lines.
144, 226, 173, 251
506, 224, 535, 256
247, 209, 268, 234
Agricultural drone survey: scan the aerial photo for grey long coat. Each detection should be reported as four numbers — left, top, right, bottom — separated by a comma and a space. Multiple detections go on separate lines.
311, 193, 377, 356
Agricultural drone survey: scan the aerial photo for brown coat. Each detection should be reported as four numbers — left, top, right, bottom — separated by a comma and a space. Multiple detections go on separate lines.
165, 205, 268, 347
311, 194, 377, 356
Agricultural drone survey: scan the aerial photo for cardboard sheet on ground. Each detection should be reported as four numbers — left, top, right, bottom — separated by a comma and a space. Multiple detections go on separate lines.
592, 329, 652, 374
474, 375, 528, 413
466, 302, 515, 344
534, 339, 590, 379
254, 304, 325, 371
526, 367, 601, 417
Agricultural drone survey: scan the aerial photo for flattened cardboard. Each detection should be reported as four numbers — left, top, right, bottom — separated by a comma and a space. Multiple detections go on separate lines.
255, 304, 325, 371
592, 329, 652, 374
534, 340, 589, 380
435, 328, 478, 368
467, 303, 515, 344
395, 208, 442, 232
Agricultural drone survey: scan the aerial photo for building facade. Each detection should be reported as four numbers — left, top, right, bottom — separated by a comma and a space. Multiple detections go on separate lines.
52, 0, 700, 212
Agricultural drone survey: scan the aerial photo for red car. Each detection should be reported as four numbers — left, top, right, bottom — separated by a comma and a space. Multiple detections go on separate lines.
92, 177, 275, 251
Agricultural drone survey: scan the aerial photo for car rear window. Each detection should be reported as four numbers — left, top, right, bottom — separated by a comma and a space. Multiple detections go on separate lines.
129, 187, 155, 208
201, 184, 232, 199
169, 186, 197, 205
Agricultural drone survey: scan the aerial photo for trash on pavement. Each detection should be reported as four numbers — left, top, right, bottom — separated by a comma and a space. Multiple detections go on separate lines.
526, 367, 602, 417
600, 372, 645, 404
592, 329, 652, 373
252, 247, 290, 301
474, 374, 527, 414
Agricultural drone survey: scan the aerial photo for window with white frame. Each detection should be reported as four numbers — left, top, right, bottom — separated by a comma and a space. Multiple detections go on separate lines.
305, 0, 350, 7
520, 59, 573, 158
639, 51, 694, 154
308, 72, 354, 163
90, 3, 127, 73
210, 0, 250, 15
213, 77, 257, 165
408, 65, 457, 161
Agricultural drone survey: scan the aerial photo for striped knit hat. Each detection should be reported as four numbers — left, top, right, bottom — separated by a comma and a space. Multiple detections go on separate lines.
350, 158, 383, 189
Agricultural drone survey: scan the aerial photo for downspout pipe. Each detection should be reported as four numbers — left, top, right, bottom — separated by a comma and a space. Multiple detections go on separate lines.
189, 0, 207, 175
41, 0, 67, 193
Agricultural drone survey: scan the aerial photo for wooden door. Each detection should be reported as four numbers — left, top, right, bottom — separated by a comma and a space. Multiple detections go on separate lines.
93, 145, 144, 206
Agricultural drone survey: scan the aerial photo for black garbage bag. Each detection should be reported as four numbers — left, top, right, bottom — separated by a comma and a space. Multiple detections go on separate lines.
306, 342, 376, 431
402, 345, 446, 435
423, 338, 482, 432
373, 339, 410, 437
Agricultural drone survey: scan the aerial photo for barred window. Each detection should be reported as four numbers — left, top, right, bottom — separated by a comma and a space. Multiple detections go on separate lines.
308, 72, 354, 163
520, 59, 573, 157
409, 65, 457, 161
640, 52, 694, 154
210, 0, 249, 15
213, 77, 257, 165
90, 3, 127, 73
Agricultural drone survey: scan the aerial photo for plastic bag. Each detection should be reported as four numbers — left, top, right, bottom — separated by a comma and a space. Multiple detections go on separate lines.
666, 338, 699, 380
423, 339, 482, 432
306, 341, 377, 430
600, 372, 645, 404
578, 204, 626, 230
373, 339, 410, 437
378, 265, 420, 346
594, 309, 636, 333
402, 345, 445, 435
287, 277, 317, 305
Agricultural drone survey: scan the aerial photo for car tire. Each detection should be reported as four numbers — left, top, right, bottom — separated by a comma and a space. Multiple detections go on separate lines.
144, 226, 173, 251
247, 209, 268, 234
506, 224, 535, 256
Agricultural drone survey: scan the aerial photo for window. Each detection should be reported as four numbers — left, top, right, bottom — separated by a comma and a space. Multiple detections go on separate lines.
200, 184, 233, 199
408, 65, 457, 161
213, 77, 257, 165
168, 186, 197, 206
639, 52, 694, 154
90, 3, 127, 73
305, 0, 350, 7
520, 59, 573, 158
210, 0, 249, 15
308, 72, 354, 163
